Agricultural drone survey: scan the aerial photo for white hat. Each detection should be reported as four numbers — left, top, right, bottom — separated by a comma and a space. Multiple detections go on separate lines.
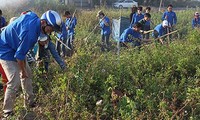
162, 20, 169, 27
195, 12, 199, 16
38, 34, 48, 42
96, 10, 103, 17
9, 17, 18, 24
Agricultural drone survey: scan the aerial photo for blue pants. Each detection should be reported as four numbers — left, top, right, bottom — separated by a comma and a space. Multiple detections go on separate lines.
56, 38, 67, 57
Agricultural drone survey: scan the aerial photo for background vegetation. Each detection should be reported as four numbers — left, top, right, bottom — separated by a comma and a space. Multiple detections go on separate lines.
0, 0, 200, 119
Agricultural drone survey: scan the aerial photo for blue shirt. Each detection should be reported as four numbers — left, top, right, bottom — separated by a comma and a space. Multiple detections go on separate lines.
65, 17, 77, 35
192, 18, 200, 28
162, 11, 177, 26
99, 16, 111, 35
120, 28, 141, 42
0, 16, 6, 29
130, 13, 144, 26
57, 22, 67, 40
0, 12, 41, 61
153, 24, 166, 37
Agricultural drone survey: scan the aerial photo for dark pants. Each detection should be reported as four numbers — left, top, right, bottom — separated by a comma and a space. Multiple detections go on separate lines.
143, 25, 150, 39
56, 38, 67, 57
66, 34, 75, 57
101, 34, 110, 51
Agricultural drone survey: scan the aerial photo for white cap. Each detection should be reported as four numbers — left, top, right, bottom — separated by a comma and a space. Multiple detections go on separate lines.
162, 20, 169, 27
9, 17, 18, 24
195, 12, 199, 16
38, 34, 48, 42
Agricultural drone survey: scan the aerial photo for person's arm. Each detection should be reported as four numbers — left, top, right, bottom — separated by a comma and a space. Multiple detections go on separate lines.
16, 59, 27, 78
192, 19, 195, 28
130, 14, 135, 26
173, 12, 177, 26
161, 12, 166, 21
103, 17, 110, 26
15, 31, 37, 78
158, 29, 164, 44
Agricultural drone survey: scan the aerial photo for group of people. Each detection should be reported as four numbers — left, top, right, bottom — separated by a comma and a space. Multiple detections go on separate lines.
120, 4, 200, 46
120, 4, 177, 46
0, 3, 200, 119
0, 9, 77, 119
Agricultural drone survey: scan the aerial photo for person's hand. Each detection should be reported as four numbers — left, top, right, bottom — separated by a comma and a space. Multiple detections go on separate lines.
172, 24, 176, 29
21, 70, 28, 79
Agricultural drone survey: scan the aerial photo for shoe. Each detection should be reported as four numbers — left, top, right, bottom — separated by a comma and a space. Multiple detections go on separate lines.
2, 111, 14, 119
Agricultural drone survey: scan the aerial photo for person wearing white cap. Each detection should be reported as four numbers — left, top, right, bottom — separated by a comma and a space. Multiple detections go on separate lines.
0, 10, 62, 119
152, 20, 169, 44
192, 12, 200, 29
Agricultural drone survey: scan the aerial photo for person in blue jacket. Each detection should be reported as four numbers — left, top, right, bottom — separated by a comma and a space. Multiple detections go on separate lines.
97, 10, 111, 51
0, 9, 6, 29
161, 4, 177, 29
192, 12, 200, 29
0, 10, 62, 118
130, 6, 144, 27
152, 20, 169, 44
64, 11, 77, 56
120, 22, 142, 47
56, 22, 68, 57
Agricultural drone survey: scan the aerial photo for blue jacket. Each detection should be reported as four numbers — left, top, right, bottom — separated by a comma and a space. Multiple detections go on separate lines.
65, 16, 77, 35
57, 22, 67, 40
161, 11, 177, 26
0, 12, 41, 61
192, 18, 200, 28
0, 16, 6, 29
130, 13, 144, 26
120, 28, 141, 42
100, 16, 111, 35
153, 24, 166, 37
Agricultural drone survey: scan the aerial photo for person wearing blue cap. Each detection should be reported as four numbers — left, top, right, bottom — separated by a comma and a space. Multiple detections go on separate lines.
0, 10, 62, 119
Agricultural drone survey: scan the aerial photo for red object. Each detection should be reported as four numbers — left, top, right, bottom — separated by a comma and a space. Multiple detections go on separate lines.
0, 64, 8, 92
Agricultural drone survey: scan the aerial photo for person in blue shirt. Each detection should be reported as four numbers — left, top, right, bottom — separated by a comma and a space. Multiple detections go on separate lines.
130, 6, 144, 27
0, 9, 6, 29
0, 10, 62, 118
144, 7, 152, 39
97, 10, 111, 52
152, 20, 169, 44
192, 12, 200, 29
64, 11, 77, 57
138, 13, 151, 39
56, 22, 68, 57
161, 4, 177, 29
120, 22, 142, 47
129, 6, 137, 23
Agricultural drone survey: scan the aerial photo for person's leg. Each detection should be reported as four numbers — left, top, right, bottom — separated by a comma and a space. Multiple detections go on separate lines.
101, 34, 105, 51
56, 40, 61, 56
21, 60, 35, 108
145, 25, 150, 39
105, 34, 110, 51
62, 38, 67, 57
47, 41, 66, 70
0, 60, 21, 114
